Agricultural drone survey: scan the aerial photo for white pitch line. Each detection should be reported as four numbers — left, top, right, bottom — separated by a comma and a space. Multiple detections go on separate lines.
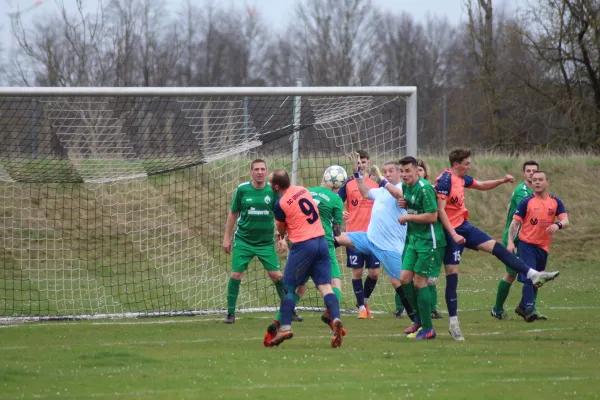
0, 326, 595, 351
1, 305, 599, 329
25, 375, 596, 398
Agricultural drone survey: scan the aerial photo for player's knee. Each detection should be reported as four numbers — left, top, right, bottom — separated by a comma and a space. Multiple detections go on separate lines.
351, 268, 363, 279
296, 284, 307, 297
368, 269, 379, 279
413, 277, 428, 289
445, 265, 458, 275
231, 272, 244, 280
268, 271, 282, 282
504, 274, 516, 284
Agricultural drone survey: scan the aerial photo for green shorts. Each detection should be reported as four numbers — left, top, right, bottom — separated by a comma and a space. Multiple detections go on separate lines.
231, 240, 280, 273
329, 244, 341, 280
402, 245, 445, 278
503, 239, 519, 276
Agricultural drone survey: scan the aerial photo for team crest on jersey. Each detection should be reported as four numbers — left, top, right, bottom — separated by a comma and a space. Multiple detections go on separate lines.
351, 199, 359, 207
547, 208, 554, 217
530, 218, 538, 226
411, 195, 416, 202
264, 195, 271, 204
450, 196, 459, 204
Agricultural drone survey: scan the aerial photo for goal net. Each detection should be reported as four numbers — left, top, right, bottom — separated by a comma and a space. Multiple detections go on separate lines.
0, 86, 417, 320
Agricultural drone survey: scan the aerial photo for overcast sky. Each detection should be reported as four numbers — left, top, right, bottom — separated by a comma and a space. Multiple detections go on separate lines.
1, 0, 521, 33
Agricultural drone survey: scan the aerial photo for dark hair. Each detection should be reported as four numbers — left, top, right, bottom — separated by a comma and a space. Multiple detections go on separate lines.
270, 169, 290, 189
357, 149, 370, 160
399, 156, 418, 167
449, 148, 471, 166
251, 159, 267, 170
532, 170, 547, 178
522, 160, 539, 172
417, 158, 430, 180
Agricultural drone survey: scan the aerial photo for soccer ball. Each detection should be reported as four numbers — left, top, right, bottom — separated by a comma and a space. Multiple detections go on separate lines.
323, 165, 348, 189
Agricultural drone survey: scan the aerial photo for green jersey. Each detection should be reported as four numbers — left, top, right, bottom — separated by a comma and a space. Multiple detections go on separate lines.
309, 186, 344, 244
402, 178, 446, 251
230, 182, 276, 246
502, 182, 533, 245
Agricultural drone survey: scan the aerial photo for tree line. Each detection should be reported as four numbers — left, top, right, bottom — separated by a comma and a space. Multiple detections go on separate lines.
0, 0, 598, 153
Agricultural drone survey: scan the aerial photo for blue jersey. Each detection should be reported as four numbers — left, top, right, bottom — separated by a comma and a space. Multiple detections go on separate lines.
366, 184, 407, 253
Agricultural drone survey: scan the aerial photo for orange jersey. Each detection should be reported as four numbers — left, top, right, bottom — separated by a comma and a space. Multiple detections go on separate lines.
339, 177, 378, 232
513, 193, 567, 252
435, 169, 478, 228
274, 186, 325, 244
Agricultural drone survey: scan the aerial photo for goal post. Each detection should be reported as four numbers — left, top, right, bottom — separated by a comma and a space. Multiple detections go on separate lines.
0, 86, 417, 320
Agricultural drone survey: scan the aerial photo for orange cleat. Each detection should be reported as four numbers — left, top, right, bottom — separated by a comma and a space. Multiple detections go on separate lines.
269, 329, 294, 347
331, 318, 345, 348
365, 304, 375, 319
357, 308, 369, 319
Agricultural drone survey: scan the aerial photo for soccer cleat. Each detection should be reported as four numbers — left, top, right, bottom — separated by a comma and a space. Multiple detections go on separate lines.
406, 327, 422, 339
431, 310, 444, 319
394, 310, 404, 319
292, 311, 304, 322
448, 320, 465, 341
524, 311, 539, 323
414, 328, 437, 340
223, 313, 235, 324
514, 305, 527, 321
263, 320, 280, 347
365, 304, 375, 319
322, 310, 346, 337
269, 329, 294, 347
534, 311, 548, 320
357, 308, 369, 319
490, 307, 509, 320
331, 318, 345, 348
531, 271, 560, 288
404, 323, 421, 335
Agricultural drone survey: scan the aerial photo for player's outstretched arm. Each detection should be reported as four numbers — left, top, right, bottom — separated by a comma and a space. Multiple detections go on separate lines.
370, 165, 403, 199
398, 211, 438, 225
222, 211, 239, 254
472, 174, 514, 191
347, 152, 371, 199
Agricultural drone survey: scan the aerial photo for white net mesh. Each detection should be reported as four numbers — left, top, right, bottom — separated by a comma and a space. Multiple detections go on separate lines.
0, 91, 412, 319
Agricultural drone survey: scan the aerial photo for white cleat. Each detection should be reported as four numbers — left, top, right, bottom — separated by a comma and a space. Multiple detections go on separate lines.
449, 320, 465, 341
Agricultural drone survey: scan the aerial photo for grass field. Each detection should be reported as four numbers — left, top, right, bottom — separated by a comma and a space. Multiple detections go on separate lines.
2, 154, 600, 399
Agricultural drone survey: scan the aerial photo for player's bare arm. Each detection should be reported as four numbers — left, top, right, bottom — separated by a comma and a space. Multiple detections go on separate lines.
437, 197, 466, 245
348, 152, 372, 199
472, 174, 514, 191
546, 215, 569, 234
507, 219, 521, 253
222, 210, 239, 254
398, 211, 438, 225
369, 164, 403, 199
332, 223, 342, 237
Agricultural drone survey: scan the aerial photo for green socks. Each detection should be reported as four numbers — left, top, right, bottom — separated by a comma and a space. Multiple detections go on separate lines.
417, 286, 433, 330
333, 287, 342, 303
395, 292, 405, 313
429, 284, 438, 311
274, 279, 285, 300
494, 279, 512, 311
227, 277, 242, 315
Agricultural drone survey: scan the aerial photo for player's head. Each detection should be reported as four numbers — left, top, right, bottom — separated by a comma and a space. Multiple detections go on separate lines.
449, 148, 472, 177
399, 156, 419, 186
270, 169, 290, 194
522, 160, 539, 184
416, 158, 429, 180
382, 161, 401, 184
250, 159, 267, 184
531, 170, 549, 193
356, 149, 371, 171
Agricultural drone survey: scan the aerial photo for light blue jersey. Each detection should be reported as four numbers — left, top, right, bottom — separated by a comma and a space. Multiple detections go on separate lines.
366, 184, 407, 253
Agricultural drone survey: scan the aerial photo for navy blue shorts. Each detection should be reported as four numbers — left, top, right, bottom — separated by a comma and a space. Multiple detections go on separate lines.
443, 221, 493, 265
283, 236, 331, 287
346, 247, 381, 269
517, 241, 548, 284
